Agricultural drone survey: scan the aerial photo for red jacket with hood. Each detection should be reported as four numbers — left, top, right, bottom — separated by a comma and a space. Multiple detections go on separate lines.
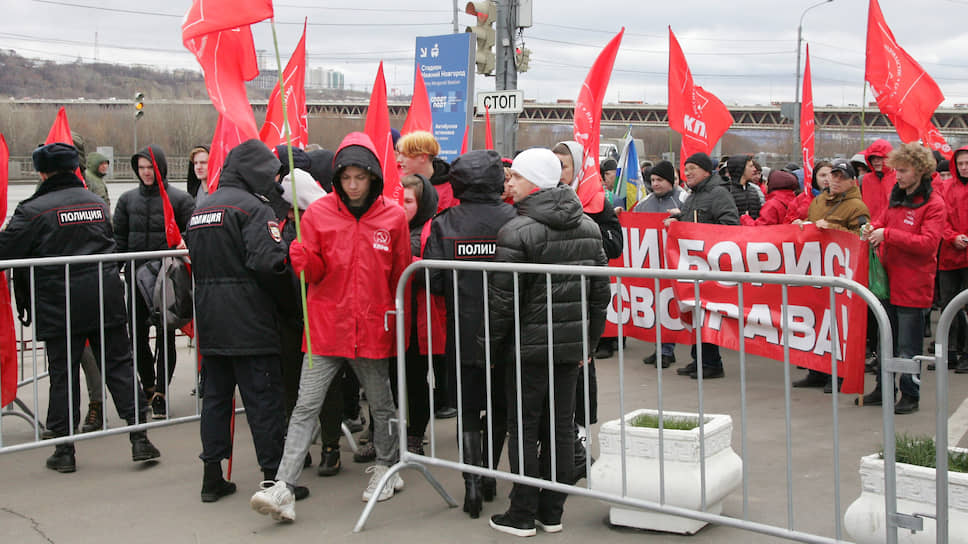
871, 174, 946, 308
860, 139, 895, 224
939, 146, 968, 270
296, 132, 411, 359
742, 170, 799, 226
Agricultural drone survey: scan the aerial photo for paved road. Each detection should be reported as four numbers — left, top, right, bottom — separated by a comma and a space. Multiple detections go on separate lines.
1, 335, 965, 543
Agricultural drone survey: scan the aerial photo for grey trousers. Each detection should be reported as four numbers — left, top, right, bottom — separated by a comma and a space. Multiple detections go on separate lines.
275, 354, 398, 485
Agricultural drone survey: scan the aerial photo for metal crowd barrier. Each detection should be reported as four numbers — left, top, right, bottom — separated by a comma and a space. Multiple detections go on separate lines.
352, 259, 925, 544
0, 249, 356, 455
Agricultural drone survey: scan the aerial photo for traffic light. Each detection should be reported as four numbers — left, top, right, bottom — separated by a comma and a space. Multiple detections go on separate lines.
515, 47, 531, 73
465, 1, 496, 76
134, 91, 145, 120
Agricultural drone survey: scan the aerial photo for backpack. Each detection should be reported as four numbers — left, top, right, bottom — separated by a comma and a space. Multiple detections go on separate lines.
135, 257, 193, 330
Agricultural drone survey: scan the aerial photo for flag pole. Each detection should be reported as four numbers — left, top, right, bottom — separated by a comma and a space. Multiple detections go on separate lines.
271, 18, 313, 364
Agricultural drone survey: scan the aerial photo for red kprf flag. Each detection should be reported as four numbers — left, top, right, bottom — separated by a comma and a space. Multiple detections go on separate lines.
668, 27, 733, 172
207, 114, 251, 193
484, 105, 494, 150
183, 18, 262, 139
865, 0, 944, 142
364, 62, 403, 204
44, 107, 86, 187
800, 44, 815, 182
922, 123, 953, 160
402, 65, 432, 136
0, 133, 15, 407
181, 0, 272, 42
574, 28, 624, 214
147, 148, 182, 249
260, 19, 308, 150
460, 126, 469, 154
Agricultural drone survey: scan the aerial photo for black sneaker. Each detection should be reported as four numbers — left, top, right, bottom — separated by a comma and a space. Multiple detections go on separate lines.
894, 395, 919, 415
792, 372, 827, 388
956, 358, 968, 374
642, 353, 658, 366
318, 446, 341, 477
353, 443, 376, 463
200, 477, 236, 503
690, 366, 725, 379
489, 513, 536, 537
435, 407, 458, 419
660, 354, 676, 368
855, 388, 883, 406
46, 445, 76, 473
535, 518, 562, 533
151, 394, 167, 420
676, 361, 698, 376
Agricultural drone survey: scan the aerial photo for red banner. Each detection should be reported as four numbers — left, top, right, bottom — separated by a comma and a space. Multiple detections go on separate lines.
668, 28, 733, 173
800, 45, 815, 182
401, 65, 432, 136
260, 19, 308, 150
923, 123, 953, 160
148, 148, 182, 249
604, 213, 868, 394
364, 62, 403, 204
865, 0, 943, 143
573, 28, 623, 215
44, 107, 86, 187
181, 0, 272, 42
0, 133, 15, 407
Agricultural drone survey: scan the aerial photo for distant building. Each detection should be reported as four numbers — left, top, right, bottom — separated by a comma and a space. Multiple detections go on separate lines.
308, 67, 344, 90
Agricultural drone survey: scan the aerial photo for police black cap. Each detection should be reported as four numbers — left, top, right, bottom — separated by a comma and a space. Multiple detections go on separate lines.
32, 142, 79, 173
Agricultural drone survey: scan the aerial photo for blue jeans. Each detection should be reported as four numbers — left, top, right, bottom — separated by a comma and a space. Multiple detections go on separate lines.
877, 303, 924, 400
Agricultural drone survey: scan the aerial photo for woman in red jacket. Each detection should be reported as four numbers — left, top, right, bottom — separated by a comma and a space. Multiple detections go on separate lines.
741, 170, 800, 226
251, 133, 412, 522
862, 143, 946, 415
784, 160, 832, 224
938, 146, 968, 373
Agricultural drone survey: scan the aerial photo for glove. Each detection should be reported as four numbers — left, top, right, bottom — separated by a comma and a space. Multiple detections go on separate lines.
289, 240, 323, 278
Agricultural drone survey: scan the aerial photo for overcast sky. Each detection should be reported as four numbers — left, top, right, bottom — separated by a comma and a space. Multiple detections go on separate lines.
3, 0, 967, 107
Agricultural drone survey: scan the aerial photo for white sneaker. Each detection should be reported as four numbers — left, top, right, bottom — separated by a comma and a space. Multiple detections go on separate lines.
250, 480, 295, 522
361, 465, 404, 502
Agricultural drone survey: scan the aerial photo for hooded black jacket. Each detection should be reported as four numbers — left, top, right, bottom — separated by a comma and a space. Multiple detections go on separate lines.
0, 172, 126, 339
484, 184, 610, 365
114, 145, 195, 256
725, 155, 762, 219
185, 139, 296, 356
408, 174, 439, 256
424, 150, 517, 368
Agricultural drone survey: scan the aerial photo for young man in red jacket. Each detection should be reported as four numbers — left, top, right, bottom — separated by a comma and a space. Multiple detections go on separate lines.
250, 133, 411, 522
863, 143, 946, 414
938, 146, 968, 373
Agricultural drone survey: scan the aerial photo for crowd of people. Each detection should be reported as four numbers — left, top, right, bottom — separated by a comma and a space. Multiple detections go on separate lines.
1, 127, 966, 536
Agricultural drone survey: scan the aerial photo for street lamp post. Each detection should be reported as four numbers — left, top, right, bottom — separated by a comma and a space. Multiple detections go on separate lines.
794, 0, 833, 161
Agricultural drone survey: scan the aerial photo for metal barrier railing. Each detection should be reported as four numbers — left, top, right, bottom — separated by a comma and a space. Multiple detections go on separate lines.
353, 259, 907, 544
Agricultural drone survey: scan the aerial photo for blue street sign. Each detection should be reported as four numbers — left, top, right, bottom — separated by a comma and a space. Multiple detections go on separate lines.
414, 33, 475, 162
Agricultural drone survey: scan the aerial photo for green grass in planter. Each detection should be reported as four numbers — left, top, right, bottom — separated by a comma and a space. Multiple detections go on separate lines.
629, 413, 700, 430
880, 434, 968, 473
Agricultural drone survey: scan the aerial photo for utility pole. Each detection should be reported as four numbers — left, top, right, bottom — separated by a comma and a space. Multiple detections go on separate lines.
493, 0, 517, 158
452, 0, 459, 33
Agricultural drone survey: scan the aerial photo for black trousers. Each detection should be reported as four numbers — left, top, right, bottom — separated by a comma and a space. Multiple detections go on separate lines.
44, 326, 147, 437
458, 363, 506, 431
129, 285, 177, 395
939, 268, 968, 356
199, 355, 285, 472
574, 359, 597, 426
505, 360, 579, 524
389, 345, 432, 438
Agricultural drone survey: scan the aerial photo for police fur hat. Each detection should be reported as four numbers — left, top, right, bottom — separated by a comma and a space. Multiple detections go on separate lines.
33, 142, 79, 173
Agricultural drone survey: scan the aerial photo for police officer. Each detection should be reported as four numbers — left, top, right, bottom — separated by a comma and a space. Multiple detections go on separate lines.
0, 143, 160, 473
185, 139, 297, 503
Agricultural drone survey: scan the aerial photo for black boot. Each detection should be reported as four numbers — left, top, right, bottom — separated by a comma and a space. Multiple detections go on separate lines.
46, 444, 76, 473
201, 461, 236, 502
130, 431, 161, 462
81, 401, 103, 433
481, 418, 506, 502
855, 384, 883, 406
461, 431, 483, 519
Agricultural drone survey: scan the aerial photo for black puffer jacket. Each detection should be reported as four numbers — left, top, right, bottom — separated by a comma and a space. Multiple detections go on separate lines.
185, 139, 297, 356
408, 174, 438, 256
677, 174, 741, 225
425, 150, 517, 368
485, 184, 610, 365
0, 173, 126, 340
587, 195, 624, 259
725, 155, 761, 219
114, 146, 195, 255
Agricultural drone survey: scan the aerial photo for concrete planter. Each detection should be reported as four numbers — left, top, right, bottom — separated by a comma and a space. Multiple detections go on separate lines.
589, 408, 743, 534
844, 451, 968, 544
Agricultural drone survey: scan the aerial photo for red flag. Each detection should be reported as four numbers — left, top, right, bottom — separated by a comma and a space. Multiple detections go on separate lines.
0, 134, 15, 408
181, 0, 272, 42
206, 114, 250, 193
147, 148, 182, 249
865, 0, 944, 142
668, 27, 733, 172
484, 105, 494, 150
573, 28, 624, 214
184, 22, 261, 140
922, 123, 953, 160
44, 107, 86, 187
460, 126, 469, 154
364, 62, 403, 204
401, 65, 432, 136
260, 19, 308, 150
800, 44, 816, 182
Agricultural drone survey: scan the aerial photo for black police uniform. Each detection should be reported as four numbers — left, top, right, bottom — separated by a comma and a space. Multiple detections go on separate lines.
185, 139, 295, 478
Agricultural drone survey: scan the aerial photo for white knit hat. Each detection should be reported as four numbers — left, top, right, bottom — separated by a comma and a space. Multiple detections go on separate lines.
282, 168, 327, 210
510, 148, 562, 190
